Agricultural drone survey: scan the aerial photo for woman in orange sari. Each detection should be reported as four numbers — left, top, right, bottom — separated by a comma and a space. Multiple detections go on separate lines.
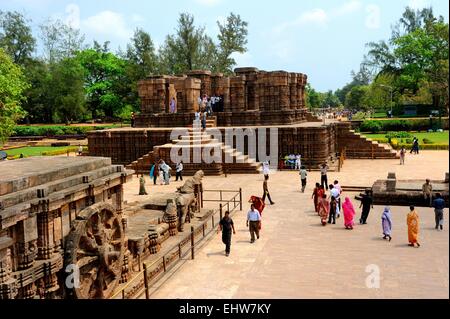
312, 183, 321, 213
407, 205, 421, 247
317, 194, 329, 226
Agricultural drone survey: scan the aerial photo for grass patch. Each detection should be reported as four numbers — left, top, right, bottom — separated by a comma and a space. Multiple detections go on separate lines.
3, 146, 87, 158
362, 131, 449, 145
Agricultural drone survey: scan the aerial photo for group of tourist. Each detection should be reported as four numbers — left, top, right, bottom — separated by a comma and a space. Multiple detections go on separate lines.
312, 179, 347, 226
194, 110, 208, 130
310, 176, 446, 247
410, 137, 420, 154
198, 94, 224, 114
138, 160, 185, 195
281, 154, 302, 169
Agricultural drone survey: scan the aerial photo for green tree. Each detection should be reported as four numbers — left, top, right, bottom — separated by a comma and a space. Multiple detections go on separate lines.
305, 84, 323, 110
39, 18, 85, 63
0, 49, 28, 145
0, 11, 36, 65
126, 28, 158, 76
345, 86, 369, 111
216, 13, 249, 74
159, 13, 216, 74
48, 57, 85, 123
77, 43, 126, 118
321, 90, 341, 108
21, 58, 50, 123
120, 29, 159, 110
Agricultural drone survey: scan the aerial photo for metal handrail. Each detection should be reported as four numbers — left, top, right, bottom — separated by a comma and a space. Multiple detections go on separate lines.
110, 188, 242, 299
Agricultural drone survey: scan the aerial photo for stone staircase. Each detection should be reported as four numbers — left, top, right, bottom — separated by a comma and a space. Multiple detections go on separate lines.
126, 128, 261, 176
187, 116, 217, 128
342, 129, 399, 159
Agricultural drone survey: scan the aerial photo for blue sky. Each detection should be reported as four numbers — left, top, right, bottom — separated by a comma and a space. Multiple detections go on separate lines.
1, 0, 448, 91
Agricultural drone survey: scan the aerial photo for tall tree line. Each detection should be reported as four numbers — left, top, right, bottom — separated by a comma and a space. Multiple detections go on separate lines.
0, 11, 249, 128
306, 6, 448, 115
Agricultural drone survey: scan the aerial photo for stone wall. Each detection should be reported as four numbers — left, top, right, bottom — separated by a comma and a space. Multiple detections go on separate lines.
0, 157, 132, 299
88, 125, 337, 168
135, 67, 308, 128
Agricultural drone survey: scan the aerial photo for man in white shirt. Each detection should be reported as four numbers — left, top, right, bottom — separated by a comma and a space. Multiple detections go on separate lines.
299, 166, 308, 193
262, 161, 270, 176
333, 180, 342, 211
320, 163, 329, 190
246, 204, 261, 243
295, 154, 302, 170
329, 184, 340, 218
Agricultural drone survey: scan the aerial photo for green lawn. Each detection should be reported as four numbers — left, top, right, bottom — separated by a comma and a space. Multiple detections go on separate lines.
362, 131, 449, 144
3, 146, 78, 157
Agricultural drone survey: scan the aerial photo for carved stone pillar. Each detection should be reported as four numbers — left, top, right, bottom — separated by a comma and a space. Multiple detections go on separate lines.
219, 77, 231, 112
230, 76, 246, 112
37, 201, 55, 260
16, 214, 38, 270
0, 241, 18, 299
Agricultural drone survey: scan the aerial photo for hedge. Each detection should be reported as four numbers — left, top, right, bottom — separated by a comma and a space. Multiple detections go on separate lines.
359, 118, 449, 133
12, 125, 122, 137
390, 141, 448, 150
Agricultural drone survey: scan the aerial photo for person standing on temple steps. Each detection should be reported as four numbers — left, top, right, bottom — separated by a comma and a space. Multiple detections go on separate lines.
262, 175, 275, 205
201, 110, 207, 130
218, 211, 236, 256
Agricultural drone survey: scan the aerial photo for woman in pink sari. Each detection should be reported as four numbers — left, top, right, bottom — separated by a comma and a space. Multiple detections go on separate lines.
342, 197, 356, 230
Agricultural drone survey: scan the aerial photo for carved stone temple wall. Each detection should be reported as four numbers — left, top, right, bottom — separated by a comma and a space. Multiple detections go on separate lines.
0, 157, 132, 299
134, 68, 308, 127
88, 67, 398, 173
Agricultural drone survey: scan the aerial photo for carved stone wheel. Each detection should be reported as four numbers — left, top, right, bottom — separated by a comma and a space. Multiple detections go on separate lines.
64, 203, 124, 299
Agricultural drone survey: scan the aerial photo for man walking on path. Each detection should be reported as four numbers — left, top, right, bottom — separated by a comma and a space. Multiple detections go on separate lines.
247, 204, 261, 243
218, 211, 236, 256
359, 189, 373, 224
299, 166, 308, 193
262, 175, 275, 205
432, 193, 446, 230
422, 179, 433, 207
320, 163, 329, 190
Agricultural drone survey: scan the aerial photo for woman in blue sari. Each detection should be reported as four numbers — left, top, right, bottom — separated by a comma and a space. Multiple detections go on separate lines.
381, 206, 393, 241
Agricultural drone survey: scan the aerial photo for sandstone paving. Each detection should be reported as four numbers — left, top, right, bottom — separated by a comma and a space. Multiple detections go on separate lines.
123, 151, 449, 299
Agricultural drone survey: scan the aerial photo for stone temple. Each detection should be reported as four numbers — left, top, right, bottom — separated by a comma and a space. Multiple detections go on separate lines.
88, 67, 397, 175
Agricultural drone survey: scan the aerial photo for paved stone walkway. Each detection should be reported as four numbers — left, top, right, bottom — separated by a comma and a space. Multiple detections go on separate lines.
124, 151, 449, 299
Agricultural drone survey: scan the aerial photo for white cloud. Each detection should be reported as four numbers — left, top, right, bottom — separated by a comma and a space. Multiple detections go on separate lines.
333, 0, 363, 16
409, 0, 430, 9
273, 1, 364, 35
131, 14, 144, 23
365, 4, 381, 29
194, 0, 222, 6
273, 8, 328, 34
296, 9, 328, 26
82, 11, 133, 40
